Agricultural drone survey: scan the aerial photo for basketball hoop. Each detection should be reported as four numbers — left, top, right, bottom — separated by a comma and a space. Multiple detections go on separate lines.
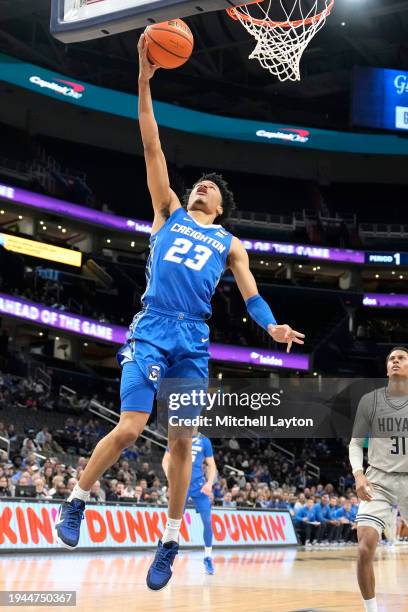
226, 0, 335, 81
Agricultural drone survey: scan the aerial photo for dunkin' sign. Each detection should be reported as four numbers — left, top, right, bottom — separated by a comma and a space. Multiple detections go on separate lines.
0, 501, 297, 551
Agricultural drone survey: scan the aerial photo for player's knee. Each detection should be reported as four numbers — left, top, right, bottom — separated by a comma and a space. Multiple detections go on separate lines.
112, 424, 140, 448
168, 437, 192, 461
358, 539, 376, 563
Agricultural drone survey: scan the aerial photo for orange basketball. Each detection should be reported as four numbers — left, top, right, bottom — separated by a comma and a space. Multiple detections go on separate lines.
145, 18, 194, 69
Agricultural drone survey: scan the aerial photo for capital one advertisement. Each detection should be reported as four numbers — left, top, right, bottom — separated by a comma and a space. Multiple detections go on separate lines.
0, 501, 297, 551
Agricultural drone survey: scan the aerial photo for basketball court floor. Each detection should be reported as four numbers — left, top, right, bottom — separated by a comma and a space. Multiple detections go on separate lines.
1, 546, 407, 611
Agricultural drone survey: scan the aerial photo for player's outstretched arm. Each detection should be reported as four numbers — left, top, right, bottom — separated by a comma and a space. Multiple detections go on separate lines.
137, 35, 181, 233
228, 237, 305, 353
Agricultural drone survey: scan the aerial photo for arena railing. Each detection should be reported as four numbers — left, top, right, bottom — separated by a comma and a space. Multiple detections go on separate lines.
0, 435, 10, 460
88, 398, 167, 450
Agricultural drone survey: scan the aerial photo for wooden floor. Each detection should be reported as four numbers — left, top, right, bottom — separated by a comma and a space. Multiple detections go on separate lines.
1, 544, 408, 611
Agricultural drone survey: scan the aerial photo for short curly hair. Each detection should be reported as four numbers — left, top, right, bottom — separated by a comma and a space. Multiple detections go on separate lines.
182, 172, 237, 225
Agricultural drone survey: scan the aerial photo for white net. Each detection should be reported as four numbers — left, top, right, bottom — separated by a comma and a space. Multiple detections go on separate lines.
227, 0, 335, 82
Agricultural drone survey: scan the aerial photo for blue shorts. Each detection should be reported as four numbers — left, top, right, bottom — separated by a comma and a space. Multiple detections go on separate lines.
117, 307, 210, 415
187, 481, 212, 515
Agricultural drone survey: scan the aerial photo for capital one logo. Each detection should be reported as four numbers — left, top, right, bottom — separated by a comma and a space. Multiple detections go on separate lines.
394, 74, 408, 95
29, 75, 85, 100
256, 127, 310, 144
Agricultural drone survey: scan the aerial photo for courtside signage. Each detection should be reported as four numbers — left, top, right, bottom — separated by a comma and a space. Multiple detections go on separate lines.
0, 501, 298, 550
0, 293, 309, 370
2, 53, 408, 154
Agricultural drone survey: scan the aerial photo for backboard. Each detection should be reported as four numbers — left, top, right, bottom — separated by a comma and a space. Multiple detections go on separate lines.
50, 0, 245, 43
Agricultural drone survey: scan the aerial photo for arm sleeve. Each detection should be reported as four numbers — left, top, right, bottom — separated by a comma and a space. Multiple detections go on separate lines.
349, 437, 365, 475
245, 294, 277, 331
349, 390, 374, 474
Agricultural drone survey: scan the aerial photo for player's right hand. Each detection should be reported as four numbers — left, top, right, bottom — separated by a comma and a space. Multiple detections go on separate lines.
138, 33, 159, 81
355, 473, 374, 501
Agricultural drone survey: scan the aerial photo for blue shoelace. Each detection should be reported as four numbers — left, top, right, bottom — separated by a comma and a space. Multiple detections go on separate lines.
154, 545, 177, 572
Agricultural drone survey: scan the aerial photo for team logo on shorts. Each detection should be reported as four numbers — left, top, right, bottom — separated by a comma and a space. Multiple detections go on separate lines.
148, 364, 161, 382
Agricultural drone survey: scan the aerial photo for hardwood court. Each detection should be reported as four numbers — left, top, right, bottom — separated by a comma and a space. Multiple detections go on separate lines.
1, 545, 407, 611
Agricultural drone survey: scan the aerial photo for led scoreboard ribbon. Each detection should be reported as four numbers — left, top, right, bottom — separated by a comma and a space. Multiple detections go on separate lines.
365, 252, 408, 266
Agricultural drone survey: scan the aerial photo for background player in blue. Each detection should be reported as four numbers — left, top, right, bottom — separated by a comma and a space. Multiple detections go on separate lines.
162, 434, 217, 574
54, 34, 305, 591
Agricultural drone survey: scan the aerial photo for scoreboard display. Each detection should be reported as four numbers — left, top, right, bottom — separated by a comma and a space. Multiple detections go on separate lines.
352, 65, 408, 132
365, 252, 408, 266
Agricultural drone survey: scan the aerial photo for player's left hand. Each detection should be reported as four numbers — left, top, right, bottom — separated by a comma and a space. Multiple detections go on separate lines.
201, 482, 213, 497
267, 324, 305, 353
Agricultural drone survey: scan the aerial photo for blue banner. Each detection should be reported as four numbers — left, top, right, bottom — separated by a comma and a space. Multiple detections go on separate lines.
2, 53, 408, 154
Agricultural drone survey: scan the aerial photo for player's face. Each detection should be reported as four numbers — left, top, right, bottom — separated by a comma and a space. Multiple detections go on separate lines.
387, 350, 408, 379
187, 180, 223, 219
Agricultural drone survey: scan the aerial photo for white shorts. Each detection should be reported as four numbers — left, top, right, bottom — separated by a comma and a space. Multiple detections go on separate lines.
356, 466, 408, 538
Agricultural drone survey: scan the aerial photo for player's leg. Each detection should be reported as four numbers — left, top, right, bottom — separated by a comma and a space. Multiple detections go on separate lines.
146, 427, 193, 591
147, 319, 209, 590
311, 523, 321, 546
55, 355, 157, 550
73, 411, 149, 494
161, 326, 209, 547
304, 521, 313, 546
357, 526, 379, 610
355, 485, 393, 612
192, 493, 214, 574
164, 430, 194, 540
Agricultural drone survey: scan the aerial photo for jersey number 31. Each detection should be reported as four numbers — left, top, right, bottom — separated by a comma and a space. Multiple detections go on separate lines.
164, 238, 213, 271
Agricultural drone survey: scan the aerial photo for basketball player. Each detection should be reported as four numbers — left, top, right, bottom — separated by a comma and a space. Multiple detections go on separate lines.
162, 433, 217, 574
54, 34, 305, 591
349, 346, 408, 612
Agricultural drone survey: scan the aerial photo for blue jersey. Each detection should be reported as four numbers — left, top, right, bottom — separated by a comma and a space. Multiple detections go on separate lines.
167, 434, 214, 494
190, 435, 214, 489
141, 207, 232, 319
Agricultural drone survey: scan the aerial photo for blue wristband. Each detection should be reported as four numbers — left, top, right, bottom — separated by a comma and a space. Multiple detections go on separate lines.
245, 294, 277, 331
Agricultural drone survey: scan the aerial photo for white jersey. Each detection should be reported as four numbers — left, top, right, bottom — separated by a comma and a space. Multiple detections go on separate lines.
353, 387, 408, 473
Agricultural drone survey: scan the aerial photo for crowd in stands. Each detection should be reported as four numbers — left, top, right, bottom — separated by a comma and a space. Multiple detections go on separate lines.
1, 415, 407, 546
0, 406, 365, 548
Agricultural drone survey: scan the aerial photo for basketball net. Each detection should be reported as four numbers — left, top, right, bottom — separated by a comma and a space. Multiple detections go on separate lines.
227, 0, 335, 82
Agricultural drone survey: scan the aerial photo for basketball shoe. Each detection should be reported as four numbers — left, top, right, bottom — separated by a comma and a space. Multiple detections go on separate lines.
146, 540, 179, 591
204, 557, 215, 574
54, 499, 85, 549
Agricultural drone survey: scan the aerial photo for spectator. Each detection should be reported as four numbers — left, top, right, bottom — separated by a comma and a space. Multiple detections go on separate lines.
42, 432, 64, 456
336, 499, 356, 543
35, 427, 49, 448
294, 492, 306, 512
0, 475, 12, 497
295, 498, 321, 546
137, 462, 155, 487
10, 456, 24, 484
52, 482, 67, 500
66, 477, 78, 496
90, 480, 106, 502
134, 484, 144, 503
222, 492, 236, 508
48, 475, 65, 497
325, 496, 342, 544
35, 478, 50, 499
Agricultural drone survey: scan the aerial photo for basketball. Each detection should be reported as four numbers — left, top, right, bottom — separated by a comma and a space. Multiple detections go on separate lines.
145, 19, 194, 69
